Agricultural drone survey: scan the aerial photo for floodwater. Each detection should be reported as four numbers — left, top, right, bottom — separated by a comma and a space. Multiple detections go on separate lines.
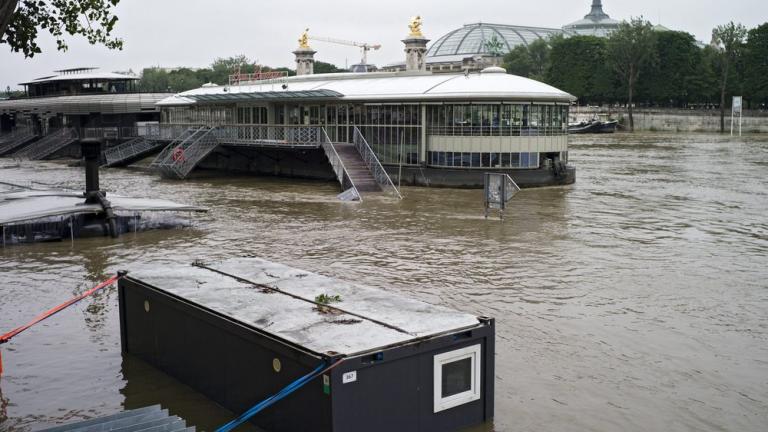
0, 132, 767, 432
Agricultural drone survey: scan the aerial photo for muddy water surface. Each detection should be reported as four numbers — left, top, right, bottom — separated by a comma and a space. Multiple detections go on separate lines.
0, 132, 767, 431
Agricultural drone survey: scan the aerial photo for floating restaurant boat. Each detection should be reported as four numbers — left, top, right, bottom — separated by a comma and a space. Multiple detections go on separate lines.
1, 21, 578, 195
119, 257, 495, 432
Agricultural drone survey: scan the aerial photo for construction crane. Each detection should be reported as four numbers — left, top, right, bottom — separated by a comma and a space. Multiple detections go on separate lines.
309, 36, 382, 68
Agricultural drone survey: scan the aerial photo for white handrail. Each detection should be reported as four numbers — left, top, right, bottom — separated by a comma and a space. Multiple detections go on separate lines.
352, 127, 402, 199
321, 128, 361, 202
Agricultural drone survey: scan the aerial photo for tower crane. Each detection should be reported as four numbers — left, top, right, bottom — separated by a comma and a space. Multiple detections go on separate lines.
309, 36, 382, 68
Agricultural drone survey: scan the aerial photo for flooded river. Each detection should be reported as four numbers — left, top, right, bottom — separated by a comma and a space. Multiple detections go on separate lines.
1, 133, 767, 432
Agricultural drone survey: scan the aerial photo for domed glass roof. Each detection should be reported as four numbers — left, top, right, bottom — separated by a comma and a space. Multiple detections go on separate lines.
426, 23, 567, 60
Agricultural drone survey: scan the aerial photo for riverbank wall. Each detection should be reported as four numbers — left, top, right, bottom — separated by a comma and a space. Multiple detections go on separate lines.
571, 107, 768, 133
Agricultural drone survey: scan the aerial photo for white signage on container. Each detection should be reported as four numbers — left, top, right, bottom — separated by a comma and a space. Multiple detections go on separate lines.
342, 371, 357, 384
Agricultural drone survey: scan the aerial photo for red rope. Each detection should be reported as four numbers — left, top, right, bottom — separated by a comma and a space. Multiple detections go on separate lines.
0, 274, 123, 377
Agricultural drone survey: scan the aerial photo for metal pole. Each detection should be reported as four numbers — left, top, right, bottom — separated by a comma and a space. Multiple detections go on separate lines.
739, 110, 742, 137
730, 104, 734, 136
69, 215, 74, 243
2, 226, 5, 248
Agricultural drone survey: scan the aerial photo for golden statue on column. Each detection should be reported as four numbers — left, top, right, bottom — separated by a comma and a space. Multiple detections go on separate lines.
298, 28, 310, 49
408, 16, 423, 37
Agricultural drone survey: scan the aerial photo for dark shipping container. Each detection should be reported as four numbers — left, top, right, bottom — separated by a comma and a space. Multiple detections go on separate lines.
118, 258, 494, 432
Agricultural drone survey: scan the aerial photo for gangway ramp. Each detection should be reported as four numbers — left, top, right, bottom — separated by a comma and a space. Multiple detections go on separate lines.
103, 136, 164, 167
152, 127, 220, 179
0, 131, 38, 156
13, 128, 78, 160
331, 143, 381, 193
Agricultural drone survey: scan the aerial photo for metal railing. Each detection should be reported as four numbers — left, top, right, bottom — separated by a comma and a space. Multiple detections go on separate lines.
150, 127, 205, 168
152, 127, 221, 179
212, 125, 323, 148
0, 128, 37, 156
321, 128, 361, 201
13, 128, 78, 160
103, 136, 163, 167
352, 127, 402, 199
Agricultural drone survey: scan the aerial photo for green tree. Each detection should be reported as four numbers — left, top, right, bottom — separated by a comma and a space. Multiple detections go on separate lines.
138, 68, 170, 93
607, 17, 657, 131
711, 22, 747, 132
0, 0, 122, 57
743, 23, 768, 108
546, 35, 614, 105
502, 39, 550, 81
314, 61, 345, 74
639, 31, 701, 107
502, 45, 534, 78
688, 45, 720, 105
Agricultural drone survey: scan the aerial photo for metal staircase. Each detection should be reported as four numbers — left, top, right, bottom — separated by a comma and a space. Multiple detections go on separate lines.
321, 129, 361, 201
103, 136, 164, 167
352, 127, 402, 199
0, 129, 38, 156
151, 126, 220, 179
13, 128, 78, 160
150, 126, 206, 169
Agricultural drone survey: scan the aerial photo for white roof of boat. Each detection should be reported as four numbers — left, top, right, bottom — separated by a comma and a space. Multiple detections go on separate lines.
157, 69, 576, 106
129, 257, 483, 356
20, 71, 139, 86
0, 189, 207, 224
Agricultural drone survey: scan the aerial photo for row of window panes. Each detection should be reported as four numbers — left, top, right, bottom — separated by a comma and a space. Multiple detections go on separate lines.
236, 107, 268, 124
426, 104, 568, 136
161, 107, 233, 125
427, 151, 540, 169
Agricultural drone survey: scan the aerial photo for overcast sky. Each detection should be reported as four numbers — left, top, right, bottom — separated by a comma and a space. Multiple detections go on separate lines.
1, 0, 766, 90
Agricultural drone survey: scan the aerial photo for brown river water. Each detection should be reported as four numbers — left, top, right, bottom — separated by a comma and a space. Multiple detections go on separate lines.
0, 133, 766, 432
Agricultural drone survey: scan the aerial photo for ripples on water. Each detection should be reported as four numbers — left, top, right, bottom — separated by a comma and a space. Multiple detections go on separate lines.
1, 133, 767, 431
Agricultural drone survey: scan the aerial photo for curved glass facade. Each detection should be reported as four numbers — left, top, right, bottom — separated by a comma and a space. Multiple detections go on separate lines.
427, 23, 566, 59
426, 104, 568, 136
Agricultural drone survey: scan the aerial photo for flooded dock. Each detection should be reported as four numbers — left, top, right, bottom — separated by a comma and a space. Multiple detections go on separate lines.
0, 132, 767, 432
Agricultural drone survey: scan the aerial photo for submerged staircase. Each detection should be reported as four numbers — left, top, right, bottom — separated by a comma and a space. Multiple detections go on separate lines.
331, 143, 381, 193
13, 128, 78, 160
103, 136, 164, 167
40, 405, 194, 432
0, 130, 39, 156
151, 126, 220, 179
319, 127, 402, 201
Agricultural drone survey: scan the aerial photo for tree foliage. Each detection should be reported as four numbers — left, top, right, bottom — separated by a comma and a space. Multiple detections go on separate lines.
546, 35, 614, 105
636, 31, 700, 106
711, 21, 747, 131
607, 17, 657, 131
138, 55, 345, 93
0, 0, 123, 57
743, 23, 768, 107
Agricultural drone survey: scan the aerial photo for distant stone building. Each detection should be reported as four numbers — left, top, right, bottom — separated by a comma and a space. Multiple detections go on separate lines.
563, 0, 621, 37
382, 1, 638, 74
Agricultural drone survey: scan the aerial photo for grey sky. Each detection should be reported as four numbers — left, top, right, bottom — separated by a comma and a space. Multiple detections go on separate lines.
1, 0, 766, 90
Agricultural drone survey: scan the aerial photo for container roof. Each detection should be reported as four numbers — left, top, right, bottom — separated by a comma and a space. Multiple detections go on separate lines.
157, 70, 576, 106
129, 257, 483, 357
0, 189, 207, 225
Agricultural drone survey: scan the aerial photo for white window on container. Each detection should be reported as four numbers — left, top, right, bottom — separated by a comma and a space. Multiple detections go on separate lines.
433, 344, 481, 413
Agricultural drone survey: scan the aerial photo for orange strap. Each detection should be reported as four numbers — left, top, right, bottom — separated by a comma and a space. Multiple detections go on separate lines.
0, 274, 122, 377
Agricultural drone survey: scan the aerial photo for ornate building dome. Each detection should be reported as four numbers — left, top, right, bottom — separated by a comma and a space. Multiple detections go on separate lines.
425, 22, 568, 63
562, 0, 621, 37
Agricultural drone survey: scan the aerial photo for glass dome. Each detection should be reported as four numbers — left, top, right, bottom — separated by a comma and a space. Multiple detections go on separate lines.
426, 23, 567, 60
